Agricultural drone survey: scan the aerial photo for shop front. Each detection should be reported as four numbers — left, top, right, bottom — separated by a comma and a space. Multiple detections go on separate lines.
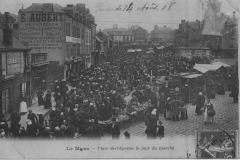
0, 49, 31, 120
77, 57, 85, 73
65, 60, 74, 81
30, 53, 49, 100
85, 55, 92, 68
0, 73, 30, 120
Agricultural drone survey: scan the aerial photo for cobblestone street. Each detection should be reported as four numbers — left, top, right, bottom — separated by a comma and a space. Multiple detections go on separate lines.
120, 91, 239, 139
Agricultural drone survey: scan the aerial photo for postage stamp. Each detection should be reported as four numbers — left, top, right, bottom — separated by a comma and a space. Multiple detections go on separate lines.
196, 129, 238, 158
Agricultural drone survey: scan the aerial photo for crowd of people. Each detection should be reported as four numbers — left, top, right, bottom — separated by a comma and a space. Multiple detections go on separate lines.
0, 44, 238, 140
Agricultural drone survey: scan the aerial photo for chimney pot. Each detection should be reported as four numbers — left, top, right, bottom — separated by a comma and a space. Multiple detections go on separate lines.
233, 11, 235, 20
3, 12, 13, 47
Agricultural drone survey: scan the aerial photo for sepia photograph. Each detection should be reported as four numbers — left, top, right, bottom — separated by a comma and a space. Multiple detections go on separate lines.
0, 0, 239, 159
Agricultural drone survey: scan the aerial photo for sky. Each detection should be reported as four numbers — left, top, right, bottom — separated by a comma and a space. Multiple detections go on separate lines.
0, 0, 239, 32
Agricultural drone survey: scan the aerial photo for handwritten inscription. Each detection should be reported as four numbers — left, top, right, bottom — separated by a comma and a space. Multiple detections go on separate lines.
66, 146, 174, 151
95, 0, 176, 13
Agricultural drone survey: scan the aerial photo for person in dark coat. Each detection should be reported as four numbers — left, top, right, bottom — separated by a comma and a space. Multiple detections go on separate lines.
232, 83, 239, 103
37, 112, 44, 126
44, 91, 52, 109
170, 99, 181, 121
145, 108, 158, 138
110, 118, 120, 139
26, 119, 37, 138
10, 108, 21, 137
183, 84, 190, 103
195, 92, 205, 115
164, 97, 172, 119
37, 89, 44, 106
27, 110, 39, 126
49, 107, 57, 121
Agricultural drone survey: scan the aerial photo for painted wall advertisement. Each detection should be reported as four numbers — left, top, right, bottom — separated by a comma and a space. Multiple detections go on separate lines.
19, 13, 65, 53
6, 52, 22, 75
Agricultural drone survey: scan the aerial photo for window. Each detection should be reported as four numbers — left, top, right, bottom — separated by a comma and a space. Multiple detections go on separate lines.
77, 27, 81, 38
215, 38, 219, 45
23, 53, 28, 67
2, 88, 10, 115
73, 26, 76, 37
66, 23, 71, 36
88, 32, 91, 44
81, 28, 85, 39
20, 82, 28, 98
77, 44, 80, 55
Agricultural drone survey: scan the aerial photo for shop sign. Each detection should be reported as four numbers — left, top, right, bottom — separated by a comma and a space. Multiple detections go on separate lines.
66, 36, 81, 43
32, 53, 47, 63
6, 52, 22, 75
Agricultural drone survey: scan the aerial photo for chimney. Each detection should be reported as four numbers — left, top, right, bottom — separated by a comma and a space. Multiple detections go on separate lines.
76, 3, 85, 23
85, 8, 90, 14
181, 20, 185, 25
76, 3, 85, 14
99, 28, 101, 32
65, 4, 74, 17
179, 24, 182, 29
3, 12, 13, 47
233, 11, 235, 20
154, 25, 158, 30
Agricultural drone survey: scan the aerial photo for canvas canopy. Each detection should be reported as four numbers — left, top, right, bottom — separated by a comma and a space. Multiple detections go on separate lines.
146, 50, 155, 54
127, 49, 136, 53
157, 46, 164, 50
181, 74, 203, 79
193, 64, 223, 73
212, 62, 231, 68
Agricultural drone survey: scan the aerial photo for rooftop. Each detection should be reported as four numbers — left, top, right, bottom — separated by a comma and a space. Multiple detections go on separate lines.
21, 3, 64, 13
102, 28, 133, 36
0, 29, 30, 50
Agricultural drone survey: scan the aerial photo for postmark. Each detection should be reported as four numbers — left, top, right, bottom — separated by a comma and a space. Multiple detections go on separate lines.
196, 129, 238, 158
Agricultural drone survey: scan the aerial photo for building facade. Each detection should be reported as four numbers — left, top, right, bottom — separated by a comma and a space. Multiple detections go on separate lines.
18, 3, 96, 84
130, 25, 147, 45
173, 19, 221, 59
0, 12, 31, 120
103, 24, 134, 47
221, 12, 238, 59
151, 25, 174, 45
97, 30, 113, 63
